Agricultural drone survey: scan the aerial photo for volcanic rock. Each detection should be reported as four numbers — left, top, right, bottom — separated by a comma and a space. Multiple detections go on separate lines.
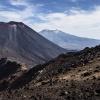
0, 45, 100, 100
0, 21, 66, 66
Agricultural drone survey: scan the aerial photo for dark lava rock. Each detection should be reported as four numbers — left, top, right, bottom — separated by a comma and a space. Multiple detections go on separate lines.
0, 45, 100, 100
81, 72, 92, 77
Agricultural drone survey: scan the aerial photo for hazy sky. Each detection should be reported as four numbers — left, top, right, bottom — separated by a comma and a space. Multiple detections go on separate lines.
0, 0, 100, 39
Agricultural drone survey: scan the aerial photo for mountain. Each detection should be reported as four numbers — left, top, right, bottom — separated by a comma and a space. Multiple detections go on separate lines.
0, 22, 66, 66
0, 45, 100, 100
39, 29, 100, 50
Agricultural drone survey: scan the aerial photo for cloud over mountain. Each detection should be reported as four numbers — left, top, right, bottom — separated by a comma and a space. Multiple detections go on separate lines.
0, 0, 100, 39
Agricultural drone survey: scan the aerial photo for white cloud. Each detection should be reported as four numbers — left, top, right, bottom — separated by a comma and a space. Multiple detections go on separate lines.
35, 4, 44, 7
0, 0, 35, 23
0, 0, 44, 24
9, 0, 28, 6
0, 5, 34, 22
32, 6, 100, 39
0, 0, 100, 39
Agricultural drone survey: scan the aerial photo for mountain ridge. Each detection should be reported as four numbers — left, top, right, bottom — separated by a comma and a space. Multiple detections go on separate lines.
39, 29, 100, 50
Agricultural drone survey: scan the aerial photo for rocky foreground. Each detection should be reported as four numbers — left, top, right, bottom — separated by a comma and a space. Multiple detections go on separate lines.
0, 45, 100, 100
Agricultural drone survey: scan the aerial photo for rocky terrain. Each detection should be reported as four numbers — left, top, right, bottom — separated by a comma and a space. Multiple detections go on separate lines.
0, 22, 66, 67
0, 58, 28, 91
0, 45, 100, 100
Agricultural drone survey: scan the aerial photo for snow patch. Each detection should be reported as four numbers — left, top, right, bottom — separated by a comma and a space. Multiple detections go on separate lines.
54, 30, 60, 33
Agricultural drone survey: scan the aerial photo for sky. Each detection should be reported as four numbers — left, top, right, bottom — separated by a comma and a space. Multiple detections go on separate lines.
0, 0, 100, 39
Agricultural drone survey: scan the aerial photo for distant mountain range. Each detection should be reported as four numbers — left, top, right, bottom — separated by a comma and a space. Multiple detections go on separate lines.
0, 22, 66, 66
39, 29, 100, 50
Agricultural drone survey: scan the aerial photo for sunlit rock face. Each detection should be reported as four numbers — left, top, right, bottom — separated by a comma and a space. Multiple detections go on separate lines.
0, 21, 66, 67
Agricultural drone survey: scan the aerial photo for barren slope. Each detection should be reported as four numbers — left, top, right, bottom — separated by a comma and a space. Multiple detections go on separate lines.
0, 21, 66, 66
0, 45, 100, 100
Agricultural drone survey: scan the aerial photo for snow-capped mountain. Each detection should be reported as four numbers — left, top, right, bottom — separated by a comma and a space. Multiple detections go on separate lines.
39, 29, 100, 50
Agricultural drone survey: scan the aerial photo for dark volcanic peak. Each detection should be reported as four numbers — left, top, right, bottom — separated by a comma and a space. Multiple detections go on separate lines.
0, 21, 66, 66
0, 21, 23, 25
7, 21, 24, 25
